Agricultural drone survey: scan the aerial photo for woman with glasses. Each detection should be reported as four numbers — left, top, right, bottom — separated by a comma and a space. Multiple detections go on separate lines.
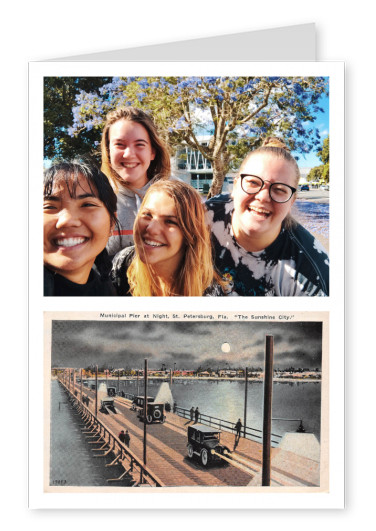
206, 137, 329, 296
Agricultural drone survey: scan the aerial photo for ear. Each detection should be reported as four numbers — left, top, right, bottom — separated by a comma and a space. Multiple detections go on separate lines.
150, 147, 156, 161
110, 214, 117, 235
231, 176, 239, 199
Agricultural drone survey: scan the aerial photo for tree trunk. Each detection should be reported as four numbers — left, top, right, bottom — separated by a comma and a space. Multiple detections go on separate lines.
207, 151, 229, 199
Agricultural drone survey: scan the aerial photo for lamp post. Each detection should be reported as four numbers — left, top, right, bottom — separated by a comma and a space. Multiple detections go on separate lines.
262, 335, 274, 486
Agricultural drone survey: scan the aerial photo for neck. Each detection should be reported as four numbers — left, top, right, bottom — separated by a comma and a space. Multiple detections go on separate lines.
151, 263, 182, 296
231, 220, 281, 252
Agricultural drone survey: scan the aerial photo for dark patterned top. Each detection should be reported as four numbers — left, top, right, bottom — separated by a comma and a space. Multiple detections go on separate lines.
205, 194, 329, 297
111, 246, 226, 296
44, 266, 116, 296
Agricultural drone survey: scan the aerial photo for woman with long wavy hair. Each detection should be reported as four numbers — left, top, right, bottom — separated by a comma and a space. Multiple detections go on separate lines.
101, 106, 171, 257
111, 180, 226, 296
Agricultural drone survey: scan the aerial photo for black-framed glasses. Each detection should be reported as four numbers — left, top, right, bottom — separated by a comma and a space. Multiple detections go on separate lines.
240, 174, 296, 203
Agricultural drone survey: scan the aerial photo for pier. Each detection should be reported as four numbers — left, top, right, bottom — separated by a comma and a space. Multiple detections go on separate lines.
56, 377, 320, 488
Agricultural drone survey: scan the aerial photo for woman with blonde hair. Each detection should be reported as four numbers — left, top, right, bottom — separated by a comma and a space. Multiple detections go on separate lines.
206, 137, 329, 296
111, 180, 226, 296
101, 106, 171, 257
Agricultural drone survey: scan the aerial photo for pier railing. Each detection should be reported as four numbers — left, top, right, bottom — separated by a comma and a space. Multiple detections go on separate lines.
58, 379, 165, 487
175, 406, 282, 447
99, 389, 283, 447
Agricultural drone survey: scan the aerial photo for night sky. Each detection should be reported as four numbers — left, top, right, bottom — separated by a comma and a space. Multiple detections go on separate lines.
50, 320, 322, 371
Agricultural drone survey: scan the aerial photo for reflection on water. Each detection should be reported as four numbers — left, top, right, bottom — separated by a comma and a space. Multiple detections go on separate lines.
293, 201, 329, 239
110, 378, 321, 441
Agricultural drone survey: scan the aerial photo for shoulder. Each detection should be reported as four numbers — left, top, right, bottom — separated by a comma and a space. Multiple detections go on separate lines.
286, 222, 330, 295
112, 246, 136, 270
205, 193, 232, 209
44, 266, 55, 296
111, 246, 135, 295
205, 194, 234, 224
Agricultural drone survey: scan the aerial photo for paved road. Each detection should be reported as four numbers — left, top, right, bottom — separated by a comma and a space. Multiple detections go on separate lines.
297, 189, 329, 204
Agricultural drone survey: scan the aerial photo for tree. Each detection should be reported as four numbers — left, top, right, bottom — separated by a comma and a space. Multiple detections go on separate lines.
307, 136, 329, 183
50, 76, 328, 197
44, 77, 112, 161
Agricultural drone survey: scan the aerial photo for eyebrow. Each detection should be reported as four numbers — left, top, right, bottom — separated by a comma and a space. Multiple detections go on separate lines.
43, 193, 98, 200
113, 138, 149, 144
142, 209, 178, 219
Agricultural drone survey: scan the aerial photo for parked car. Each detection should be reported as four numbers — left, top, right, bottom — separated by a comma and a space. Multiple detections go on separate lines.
300, 184, 310, 191
320, 184, 329, 191
187, 424, 231, 467
132, 395, 165, 424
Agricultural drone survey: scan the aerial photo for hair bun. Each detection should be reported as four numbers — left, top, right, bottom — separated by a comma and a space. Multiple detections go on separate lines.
262, 137, 290, 151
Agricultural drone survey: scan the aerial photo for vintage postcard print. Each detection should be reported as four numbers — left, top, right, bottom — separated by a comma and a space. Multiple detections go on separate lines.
43, 311, 329, 505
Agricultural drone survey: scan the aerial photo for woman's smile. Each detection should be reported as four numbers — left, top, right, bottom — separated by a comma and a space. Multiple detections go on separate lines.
135, 191, 185, 278
43, 175, 112, 284
232, 154, 296, 251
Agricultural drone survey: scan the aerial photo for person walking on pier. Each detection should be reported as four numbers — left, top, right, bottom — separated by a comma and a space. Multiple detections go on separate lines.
190, 406, 194, 422
194, 407, 200, 424
119, 430, 126, 443
235, 419, 242, 442
124, 430, 130, 447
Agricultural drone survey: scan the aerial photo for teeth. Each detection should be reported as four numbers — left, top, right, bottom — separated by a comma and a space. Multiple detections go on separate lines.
55, 237, 86, 247
250, 206, 270, 215
144, 239, 164, 247
122, 163, 138, 168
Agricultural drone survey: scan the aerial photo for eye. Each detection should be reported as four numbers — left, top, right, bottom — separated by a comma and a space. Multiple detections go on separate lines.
244, 177, 261, 187
273, 185, 289, 195
43, 202, 57, 211
165, 219, 178, 226
81, 201, 99, 207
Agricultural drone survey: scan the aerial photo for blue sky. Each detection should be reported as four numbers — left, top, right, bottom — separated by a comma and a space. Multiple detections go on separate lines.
294, 93, 329, 169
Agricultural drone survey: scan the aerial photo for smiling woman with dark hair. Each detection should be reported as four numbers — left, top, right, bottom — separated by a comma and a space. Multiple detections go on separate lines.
43, 158, 118, 296
206, 138, 329, 296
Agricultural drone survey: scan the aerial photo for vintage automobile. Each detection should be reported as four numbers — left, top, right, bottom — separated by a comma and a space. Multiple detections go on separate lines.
187, 424, 231, 467
131, 395, 165, 424
100, 395, 117, 413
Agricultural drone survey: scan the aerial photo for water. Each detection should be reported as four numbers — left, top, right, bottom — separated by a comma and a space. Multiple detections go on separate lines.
50, 380, 131, 486
109, 378, 321, 441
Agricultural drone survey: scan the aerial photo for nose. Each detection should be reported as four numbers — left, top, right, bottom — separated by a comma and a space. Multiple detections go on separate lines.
55, 208, 81, 229
254, 182, 271, 201
122, 146, 134, 158
145, 217, 161, 235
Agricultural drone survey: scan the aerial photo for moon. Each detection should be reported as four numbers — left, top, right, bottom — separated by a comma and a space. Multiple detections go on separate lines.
221, 342, 231, 353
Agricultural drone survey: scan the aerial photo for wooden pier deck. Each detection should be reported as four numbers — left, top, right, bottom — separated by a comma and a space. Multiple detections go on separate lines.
75, 386, 320, 488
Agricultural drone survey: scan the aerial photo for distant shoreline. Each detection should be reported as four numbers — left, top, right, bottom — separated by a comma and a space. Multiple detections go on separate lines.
51, 375, 321, 383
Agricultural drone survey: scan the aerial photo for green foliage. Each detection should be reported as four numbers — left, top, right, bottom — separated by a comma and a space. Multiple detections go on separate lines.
44, 77, 111, 161
45, 76, 328, 196
307, 136, 329, 183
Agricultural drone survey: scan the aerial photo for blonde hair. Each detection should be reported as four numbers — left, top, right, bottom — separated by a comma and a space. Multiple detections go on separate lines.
127, 180, 222, 296
100, 107, 171, 192
236, 136, 299, 229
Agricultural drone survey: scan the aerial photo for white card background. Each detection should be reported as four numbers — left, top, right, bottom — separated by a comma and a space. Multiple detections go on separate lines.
29, 59, 344, 509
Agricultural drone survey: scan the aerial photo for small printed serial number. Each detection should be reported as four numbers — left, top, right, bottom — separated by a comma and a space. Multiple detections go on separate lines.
52, 479, 67, 485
